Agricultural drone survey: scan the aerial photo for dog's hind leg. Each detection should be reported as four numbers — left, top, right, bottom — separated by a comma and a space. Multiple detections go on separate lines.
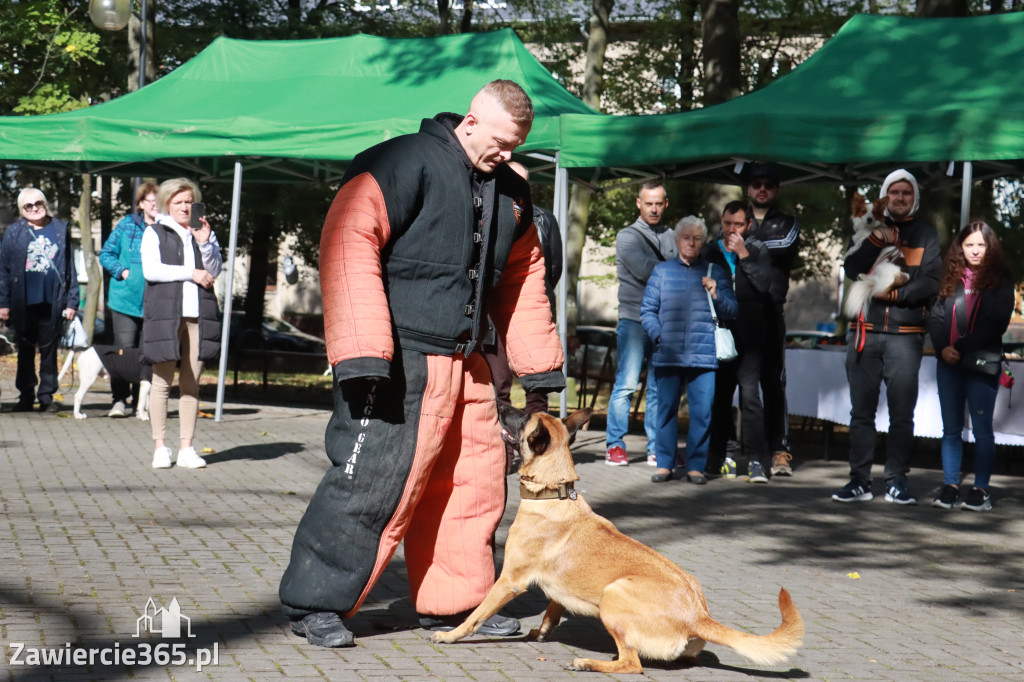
570, 626, 643, 674
528, 601, 565, 642
430, 575, 522, 644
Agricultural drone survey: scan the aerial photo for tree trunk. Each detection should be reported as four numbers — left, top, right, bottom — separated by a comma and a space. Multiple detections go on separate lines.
566, 0, 613, 331
701, 0, 742, 220
675, 0, 701, 110
437, 0, 451, 34
701, 0, 742, 106
78, 174, 102, 346
243, 187, 280, 331
460, 0, 474, 33
915, 0, 969, 16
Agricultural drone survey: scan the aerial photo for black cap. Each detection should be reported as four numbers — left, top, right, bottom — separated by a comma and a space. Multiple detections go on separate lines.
747, 163, 781, 183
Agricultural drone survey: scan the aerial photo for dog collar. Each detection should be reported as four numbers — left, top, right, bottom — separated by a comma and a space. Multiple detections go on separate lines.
519, 482, 576, 501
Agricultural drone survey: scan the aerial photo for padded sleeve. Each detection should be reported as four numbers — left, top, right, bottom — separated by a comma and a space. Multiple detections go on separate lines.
319, 173, 394, 381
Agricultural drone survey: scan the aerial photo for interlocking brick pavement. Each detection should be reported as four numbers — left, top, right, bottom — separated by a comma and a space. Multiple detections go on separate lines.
1, 383, 1022, 680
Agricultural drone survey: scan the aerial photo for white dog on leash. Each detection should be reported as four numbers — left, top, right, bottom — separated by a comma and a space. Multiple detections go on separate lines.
59, 345, 152, 420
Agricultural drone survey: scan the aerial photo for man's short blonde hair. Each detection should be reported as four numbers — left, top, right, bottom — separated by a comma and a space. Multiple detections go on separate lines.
156, 178, 201, 214
480, 80, 534, 125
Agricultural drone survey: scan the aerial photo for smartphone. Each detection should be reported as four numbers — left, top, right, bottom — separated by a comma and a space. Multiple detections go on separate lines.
190, 202, 206, 230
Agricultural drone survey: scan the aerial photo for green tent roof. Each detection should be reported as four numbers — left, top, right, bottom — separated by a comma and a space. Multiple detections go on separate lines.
558, 12, 1024, 184
0, 29, 594, 182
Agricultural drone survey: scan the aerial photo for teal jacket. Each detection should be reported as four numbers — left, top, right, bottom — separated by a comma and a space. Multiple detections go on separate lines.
99, 214, 147, 318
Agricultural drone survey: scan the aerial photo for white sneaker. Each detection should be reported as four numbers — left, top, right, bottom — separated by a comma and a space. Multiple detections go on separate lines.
176, 447, 207, 469
152, 446, 173, 469
108, 401, 127, 418
646, 452, 657, 466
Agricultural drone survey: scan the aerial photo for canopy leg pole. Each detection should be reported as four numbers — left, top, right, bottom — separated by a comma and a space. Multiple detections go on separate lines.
959, 161, 973, 228
553, 154, 569, 419
215, 161, 243, 422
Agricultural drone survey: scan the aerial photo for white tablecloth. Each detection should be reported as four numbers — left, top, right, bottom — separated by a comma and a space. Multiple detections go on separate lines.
785, 348, 1024, 446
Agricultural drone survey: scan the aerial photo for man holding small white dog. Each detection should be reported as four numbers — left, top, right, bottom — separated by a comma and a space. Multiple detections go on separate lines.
833, 169, 941, 505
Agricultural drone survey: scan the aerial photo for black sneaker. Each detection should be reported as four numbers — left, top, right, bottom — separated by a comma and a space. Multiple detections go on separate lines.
832, 478, 873, 503
39, 402, 61, 414
747, 461, 768, 484
419, 611, 520, 637
12, 400, 34, 412
961, 487, 992, 512
290, 612, 355, 648
931, 484, 960, 510
883, 477, 917, 505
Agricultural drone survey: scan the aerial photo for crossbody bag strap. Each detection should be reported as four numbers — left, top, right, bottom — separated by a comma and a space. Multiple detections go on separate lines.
705, 264, 720, 326
629, 225, 666, 262
953, 282, 969, 346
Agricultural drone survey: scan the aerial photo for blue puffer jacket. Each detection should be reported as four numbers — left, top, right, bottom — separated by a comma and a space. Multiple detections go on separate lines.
641, 256, 737, 369
99, 214, 147, 318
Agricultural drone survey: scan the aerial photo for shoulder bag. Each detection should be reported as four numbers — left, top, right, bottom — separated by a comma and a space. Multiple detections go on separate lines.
706, 264, 738, 362
954, 285, 1002, 376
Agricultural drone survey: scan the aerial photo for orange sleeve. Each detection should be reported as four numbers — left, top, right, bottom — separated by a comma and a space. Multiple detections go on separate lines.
490, 224, 564, 376
319, 173, 394, 368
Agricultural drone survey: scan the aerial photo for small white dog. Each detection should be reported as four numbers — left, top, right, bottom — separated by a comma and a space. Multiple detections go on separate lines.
844, 194, 909, 319
59, 345, 152, 420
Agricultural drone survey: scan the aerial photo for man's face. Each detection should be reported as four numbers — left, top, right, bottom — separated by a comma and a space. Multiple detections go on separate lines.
886, 180, 915, 220
748, 176, 779, 210
636, 187, 668, 226
462, 96, 530, 173
721, 209, 751, 240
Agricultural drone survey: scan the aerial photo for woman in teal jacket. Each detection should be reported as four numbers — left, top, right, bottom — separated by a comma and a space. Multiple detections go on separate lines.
99, 182, 158, 416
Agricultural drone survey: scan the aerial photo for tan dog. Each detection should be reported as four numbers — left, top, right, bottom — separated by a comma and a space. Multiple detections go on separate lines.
432, 405, 804, 674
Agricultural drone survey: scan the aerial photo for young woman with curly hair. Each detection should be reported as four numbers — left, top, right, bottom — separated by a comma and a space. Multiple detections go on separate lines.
927, 221, 1014, 511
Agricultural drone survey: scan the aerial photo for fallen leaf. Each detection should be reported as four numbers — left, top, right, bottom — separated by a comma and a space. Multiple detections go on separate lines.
261, 431, 268, 436
200, 447, 215, 454
537, 657, 547, 661
847, 572, 860, 579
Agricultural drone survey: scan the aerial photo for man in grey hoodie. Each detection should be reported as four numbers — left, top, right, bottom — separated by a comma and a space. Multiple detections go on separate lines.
605, 180, 678, 466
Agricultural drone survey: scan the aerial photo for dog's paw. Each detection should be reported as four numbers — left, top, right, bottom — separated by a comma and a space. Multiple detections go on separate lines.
526, 628, 547, 642
137, 412, 150, 422
74, 412, 87, 420
430, 631, 456, 644
568, 658, 595, 671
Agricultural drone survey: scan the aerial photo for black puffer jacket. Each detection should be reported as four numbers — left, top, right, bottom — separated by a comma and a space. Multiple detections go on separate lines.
928, 279, 1014, 359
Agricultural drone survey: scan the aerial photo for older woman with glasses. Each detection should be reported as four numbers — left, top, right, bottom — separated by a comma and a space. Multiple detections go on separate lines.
0, 188, 79, 413
99, 182, 159, 417
641, 216, 737, 484
141, 178, 222, 470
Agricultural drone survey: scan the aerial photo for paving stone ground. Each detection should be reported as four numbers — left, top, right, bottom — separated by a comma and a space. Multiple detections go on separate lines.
1, 378, 1023, 681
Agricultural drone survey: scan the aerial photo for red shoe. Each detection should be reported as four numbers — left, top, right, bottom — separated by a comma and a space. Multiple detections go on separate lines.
605, 445, 629, 466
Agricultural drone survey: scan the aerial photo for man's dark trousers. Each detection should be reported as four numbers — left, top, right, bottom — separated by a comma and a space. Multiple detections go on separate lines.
845, 331, 924, 484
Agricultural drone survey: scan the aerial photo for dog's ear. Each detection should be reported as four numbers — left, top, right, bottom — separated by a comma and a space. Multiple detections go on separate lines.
526, 419, 551, 457
563, 408, 592, 445
497, 403, 529, 439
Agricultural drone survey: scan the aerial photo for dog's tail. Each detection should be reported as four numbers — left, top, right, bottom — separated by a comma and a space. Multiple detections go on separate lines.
694, 588, 804, 666
843, 261, 904, 319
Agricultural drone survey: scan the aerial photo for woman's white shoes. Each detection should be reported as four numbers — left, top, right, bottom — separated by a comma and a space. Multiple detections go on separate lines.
152, 446, 206, 469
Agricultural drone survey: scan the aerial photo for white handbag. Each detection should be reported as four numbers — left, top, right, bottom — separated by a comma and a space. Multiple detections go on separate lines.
706, 264, 738, 362
60, 315, 89, 349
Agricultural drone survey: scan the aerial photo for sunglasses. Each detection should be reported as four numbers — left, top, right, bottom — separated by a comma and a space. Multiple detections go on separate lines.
22, 200, 46, 211
749, 180, 778, 190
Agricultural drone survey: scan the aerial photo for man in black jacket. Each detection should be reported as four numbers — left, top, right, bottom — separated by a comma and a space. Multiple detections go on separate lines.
833, 169, 941, 505
746, 163, 800, 476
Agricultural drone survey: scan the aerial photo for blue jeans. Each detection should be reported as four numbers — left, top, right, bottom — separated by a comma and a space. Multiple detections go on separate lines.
936, 360, 999, 489
653, 366, 715, 472
606, 319, 657, 453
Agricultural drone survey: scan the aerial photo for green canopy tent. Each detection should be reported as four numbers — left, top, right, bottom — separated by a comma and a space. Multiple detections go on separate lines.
557, 12, 1024, 205
0, 28, 596, 417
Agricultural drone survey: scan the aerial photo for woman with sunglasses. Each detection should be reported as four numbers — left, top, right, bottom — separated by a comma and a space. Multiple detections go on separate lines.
0, 188, 79, 412
99, 182, 159, 417
927, 221, 1014, 511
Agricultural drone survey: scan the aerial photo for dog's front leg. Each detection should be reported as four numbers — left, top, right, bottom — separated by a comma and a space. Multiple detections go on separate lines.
528, 601, 565, 642
431, 576, 521, 644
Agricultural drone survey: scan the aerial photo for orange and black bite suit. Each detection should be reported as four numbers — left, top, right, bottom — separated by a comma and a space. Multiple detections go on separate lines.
279, 114, 564, 620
